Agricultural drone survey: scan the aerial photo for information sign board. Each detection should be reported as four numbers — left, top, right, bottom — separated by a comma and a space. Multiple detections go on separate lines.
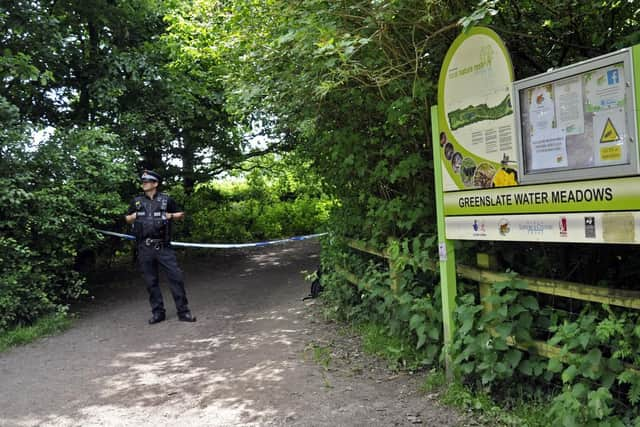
435, 28, 640, 244
437, 27, 518, 191
514, 49, 638, 183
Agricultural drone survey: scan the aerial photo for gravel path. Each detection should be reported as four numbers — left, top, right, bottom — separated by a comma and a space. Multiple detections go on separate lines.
0, 240, 465, 426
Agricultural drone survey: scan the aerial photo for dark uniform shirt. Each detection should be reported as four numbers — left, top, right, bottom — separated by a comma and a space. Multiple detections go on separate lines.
128, 192, 181, 241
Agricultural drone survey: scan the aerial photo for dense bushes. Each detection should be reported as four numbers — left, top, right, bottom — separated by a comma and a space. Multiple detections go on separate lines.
320, 235, 443, 369
170, 155, 334, 244
188, 195, 331, 243
0, 127, 133, 331
451, 277, 640, 425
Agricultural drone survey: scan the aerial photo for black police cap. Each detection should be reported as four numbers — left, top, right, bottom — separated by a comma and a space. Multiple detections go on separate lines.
141, 170, 161, 183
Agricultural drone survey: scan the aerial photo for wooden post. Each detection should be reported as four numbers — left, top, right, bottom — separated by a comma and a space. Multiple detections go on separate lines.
388, 237, 400, 294
477, 253, 497, 315
389, 260, 400, 294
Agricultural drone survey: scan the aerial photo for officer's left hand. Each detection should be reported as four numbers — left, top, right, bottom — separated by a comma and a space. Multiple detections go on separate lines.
168, 212, 185, 221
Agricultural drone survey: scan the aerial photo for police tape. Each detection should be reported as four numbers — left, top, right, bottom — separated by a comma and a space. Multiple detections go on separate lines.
96, 229, 327, 249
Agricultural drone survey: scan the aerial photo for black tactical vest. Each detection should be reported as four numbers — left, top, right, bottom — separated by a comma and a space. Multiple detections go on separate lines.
131, 193, 170, 243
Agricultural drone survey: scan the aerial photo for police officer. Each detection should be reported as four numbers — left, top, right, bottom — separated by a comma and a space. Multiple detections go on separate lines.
125, 170, 196, 324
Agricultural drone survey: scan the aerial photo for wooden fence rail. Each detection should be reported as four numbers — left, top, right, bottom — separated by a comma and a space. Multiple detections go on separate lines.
338, 238, 640, 365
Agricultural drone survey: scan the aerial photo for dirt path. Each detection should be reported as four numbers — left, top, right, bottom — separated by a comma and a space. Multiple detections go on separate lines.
0, 241, 465, 426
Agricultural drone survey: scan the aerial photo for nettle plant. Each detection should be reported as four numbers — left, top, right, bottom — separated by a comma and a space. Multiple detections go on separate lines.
546, 305, 640, 426
452, 275, 549, 388
320, 235, 444, 369
452, 273, 640, 425
354, 264, 442, 368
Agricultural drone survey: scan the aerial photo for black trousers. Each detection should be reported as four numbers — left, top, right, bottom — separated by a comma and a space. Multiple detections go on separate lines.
137, 243, 190, 316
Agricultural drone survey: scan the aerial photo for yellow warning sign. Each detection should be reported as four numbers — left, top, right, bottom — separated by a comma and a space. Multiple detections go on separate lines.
600, 118, 620, 143
600, 145, 622, 161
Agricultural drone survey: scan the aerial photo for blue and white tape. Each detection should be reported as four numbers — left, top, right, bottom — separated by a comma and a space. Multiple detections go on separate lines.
97, 229, 327, 249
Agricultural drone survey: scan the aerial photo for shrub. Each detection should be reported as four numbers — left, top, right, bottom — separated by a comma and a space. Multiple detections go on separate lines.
0, 127, 133, 331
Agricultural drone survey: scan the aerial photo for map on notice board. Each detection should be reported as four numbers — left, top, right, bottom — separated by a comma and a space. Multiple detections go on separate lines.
437, 27, 518, 191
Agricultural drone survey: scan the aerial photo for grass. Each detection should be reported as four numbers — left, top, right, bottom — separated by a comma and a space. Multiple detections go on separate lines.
313, 344, 333, 369
0, 311, 73, 353
304, 342, 333, 370
420, 370, 551, 427
304, 343, 334, 388
349, 320, 552, 426
356, 322, 431, 371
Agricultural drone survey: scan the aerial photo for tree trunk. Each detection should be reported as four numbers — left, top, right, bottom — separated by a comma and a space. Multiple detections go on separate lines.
76, 17, 99, 123
182, 131, 196, 195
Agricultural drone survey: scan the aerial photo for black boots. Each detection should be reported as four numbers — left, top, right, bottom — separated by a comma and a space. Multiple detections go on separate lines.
178, 312, 197, 322
148, 313, 166, 325
148, 312, 196, 324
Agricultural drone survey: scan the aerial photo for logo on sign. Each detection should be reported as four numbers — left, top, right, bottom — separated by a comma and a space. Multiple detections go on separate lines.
559, 217, 568, 237
498, 218, 510, 236
607, 69, 620, 85
472, 219, 487, 236
519, 221, 552, 235
585, 216, 596, 238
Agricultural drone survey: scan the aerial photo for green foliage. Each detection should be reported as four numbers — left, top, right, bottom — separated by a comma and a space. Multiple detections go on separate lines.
0, 127, 133, 331
168, 0, 454, 244
465, 0, 640, 74
451, 275, 549, 388
1, 0, 241, 190
0, 309, 72, 353
451, 277, 640, 425
439, 378, 550, 427
176, 154, 333, 243
3, 2, 640, 424
459, 0, 498, 31
319, 234, 443, 370
545, 305, 640, 426
145, 14, 640, 421
357, 321, 435, 371
305, 343, 333, 370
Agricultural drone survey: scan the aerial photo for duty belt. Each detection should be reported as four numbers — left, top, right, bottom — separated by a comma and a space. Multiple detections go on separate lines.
143, 238, 166, 249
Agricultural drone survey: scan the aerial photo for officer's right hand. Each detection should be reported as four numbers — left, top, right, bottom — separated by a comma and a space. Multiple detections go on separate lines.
125, 212, 137, 224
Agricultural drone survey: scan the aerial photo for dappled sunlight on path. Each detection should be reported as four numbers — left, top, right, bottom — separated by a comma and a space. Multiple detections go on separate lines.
0, 243, 319, 426
0, 241, 463, 426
